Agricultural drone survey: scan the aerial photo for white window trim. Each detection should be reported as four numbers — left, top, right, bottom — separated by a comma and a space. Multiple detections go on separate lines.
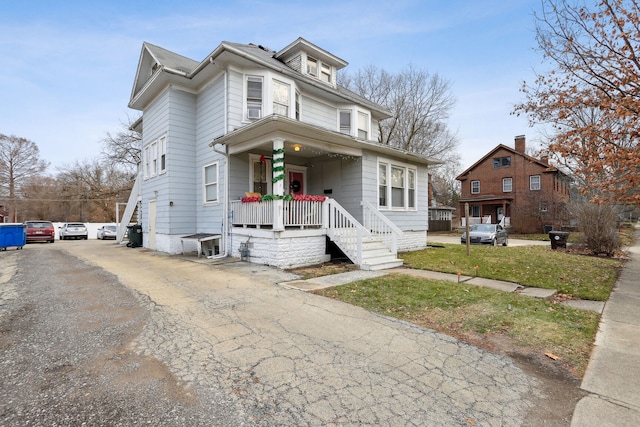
530, 175, 541, 191
502, 177, 512, 193
377, 158, 418, 211
338, 109, 352, 135
203, 162, 219, 205
471, 180, 480, 194
143, 145, 150, 179
245, 75, 264, 121
159, 135, 167, 174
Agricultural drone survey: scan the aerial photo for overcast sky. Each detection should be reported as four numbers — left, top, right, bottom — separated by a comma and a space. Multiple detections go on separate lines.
0, 0, 548, 172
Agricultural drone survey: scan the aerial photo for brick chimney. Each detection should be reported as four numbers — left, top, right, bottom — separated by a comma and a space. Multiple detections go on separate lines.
514, 135, 526, 153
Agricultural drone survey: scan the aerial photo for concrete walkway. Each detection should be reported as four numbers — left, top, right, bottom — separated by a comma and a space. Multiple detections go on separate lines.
571, 225, 640, 426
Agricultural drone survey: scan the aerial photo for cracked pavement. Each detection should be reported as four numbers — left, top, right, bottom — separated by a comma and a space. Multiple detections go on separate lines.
1, 241, 549, 426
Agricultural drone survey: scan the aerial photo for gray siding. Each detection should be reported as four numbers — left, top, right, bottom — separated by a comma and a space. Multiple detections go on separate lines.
227, 69, 245, 130
300, 95, 336, 129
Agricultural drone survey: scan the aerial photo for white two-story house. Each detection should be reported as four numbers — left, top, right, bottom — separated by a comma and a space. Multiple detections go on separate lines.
122, 37, 440, 270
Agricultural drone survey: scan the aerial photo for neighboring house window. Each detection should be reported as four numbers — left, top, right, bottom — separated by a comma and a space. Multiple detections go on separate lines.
378, 160, 417, 210
320, 63, 331, 83
530, 175, 541, 191
273, 80, 290, 117
502, 177, 512, 192
307, 56, 318, 77
246, 76, 263, 120
295, 91, 300, 120
493, 156, 511, 168
357, 112, 368, 139
471, 180, 480, 194
159, 136, 166, 173
339, 110, 351, 135
471, 205, 480, 217
203, 162, 218, 203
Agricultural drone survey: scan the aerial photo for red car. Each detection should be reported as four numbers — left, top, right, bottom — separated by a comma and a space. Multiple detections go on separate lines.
24, 220, 55, 243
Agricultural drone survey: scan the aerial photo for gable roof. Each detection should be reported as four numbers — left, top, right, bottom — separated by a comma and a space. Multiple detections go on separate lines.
456, 144, 560, 181
129, 38, 391, 119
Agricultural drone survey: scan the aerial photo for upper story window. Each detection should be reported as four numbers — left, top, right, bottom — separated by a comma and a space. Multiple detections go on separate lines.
306, 55, 333, 84
295, 91, 300, 120
273, 80, 290, 117
339, 110, 351, 135
159, 136, 166, 174
471, 180, 480, 194
502, 177, 512, 192
307, 56, 318, 76
378, 159, 417, 210
357, 112, 369, 139
530, 175, 541, 191
320, 63, 331, 83
149, 141, 158, 177
246, 76, 263, 120
493, 156, 511, 168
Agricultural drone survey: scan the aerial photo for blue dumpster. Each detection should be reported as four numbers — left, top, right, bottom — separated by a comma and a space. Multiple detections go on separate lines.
0, 223, 26, 251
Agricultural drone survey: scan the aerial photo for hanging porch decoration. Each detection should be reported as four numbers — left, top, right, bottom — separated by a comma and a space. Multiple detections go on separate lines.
272, 147, 285, 183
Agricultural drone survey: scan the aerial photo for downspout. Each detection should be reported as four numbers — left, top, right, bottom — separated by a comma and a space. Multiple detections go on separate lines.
212, 141, 230, 259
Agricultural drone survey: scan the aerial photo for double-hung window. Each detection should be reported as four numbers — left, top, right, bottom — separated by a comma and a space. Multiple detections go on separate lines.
502, 177, 512, 192
339, 110, 351, 135
378, 160, 417, 210
246, 76, 263, 120
273, 80, 290, 117
149, 141, 157, 177
320, 63, 331, 83
159, 136, 166, 174
357, 112, 369, 139
530, 175, 541, 191
204, 162, 218, 203
307, 57, 318, 77
144, 145, 151, 178
471, 180, 480, 194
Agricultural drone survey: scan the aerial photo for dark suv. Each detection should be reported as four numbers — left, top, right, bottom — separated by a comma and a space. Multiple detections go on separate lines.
24, 220, 55, 243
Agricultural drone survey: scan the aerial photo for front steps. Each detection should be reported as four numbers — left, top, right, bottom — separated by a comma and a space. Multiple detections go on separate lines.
359, 238, 403, 271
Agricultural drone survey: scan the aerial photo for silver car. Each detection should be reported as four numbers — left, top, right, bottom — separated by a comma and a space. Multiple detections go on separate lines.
59, 223, 88, 240
461, 224, 508, 246
97, 225, 117, 240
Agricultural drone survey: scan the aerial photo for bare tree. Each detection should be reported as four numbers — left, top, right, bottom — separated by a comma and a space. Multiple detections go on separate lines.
341, 64, 459, 160
0, 134, 49, 221
514, 0, 640, 205
101, 115, 142, 174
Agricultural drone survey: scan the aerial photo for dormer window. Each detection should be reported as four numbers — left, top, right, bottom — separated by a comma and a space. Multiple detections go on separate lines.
306, 55, 332, 84
307, 57, 318, 77
321, 63, 331, 83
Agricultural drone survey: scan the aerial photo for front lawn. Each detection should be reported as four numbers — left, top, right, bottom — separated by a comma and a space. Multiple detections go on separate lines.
401, 244, 622, 301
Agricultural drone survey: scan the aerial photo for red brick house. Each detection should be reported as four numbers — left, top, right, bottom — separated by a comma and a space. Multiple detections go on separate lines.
456, 135, 571, 233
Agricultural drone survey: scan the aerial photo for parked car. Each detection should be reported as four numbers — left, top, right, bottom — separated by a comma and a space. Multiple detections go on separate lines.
97, 225, 117, 240
59, 223, 88, 240
24, 220, 55, 243
461, 223, 508, 246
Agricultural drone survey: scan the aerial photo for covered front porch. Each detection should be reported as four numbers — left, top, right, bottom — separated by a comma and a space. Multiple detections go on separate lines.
459, 197, 512, 228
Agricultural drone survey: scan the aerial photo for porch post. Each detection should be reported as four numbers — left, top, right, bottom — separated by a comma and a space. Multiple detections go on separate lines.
272, 138, 285, 231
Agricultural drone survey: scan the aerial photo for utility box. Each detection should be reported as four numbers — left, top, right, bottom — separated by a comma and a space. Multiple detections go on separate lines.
0, 223, 26, 251
549, 231, 569, 249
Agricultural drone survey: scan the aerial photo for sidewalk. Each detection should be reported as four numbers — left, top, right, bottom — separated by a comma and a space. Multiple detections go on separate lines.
571, 225, 640, 426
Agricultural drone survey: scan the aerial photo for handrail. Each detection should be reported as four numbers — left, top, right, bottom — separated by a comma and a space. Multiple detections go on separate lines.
325, 198, 371, 265
361, 200, 403, 254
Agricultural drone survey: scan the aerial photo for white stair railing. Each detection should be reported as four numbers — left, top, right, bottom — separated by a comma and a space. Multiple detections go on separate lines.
361, 200, 403, 254
324, 199, 371, 265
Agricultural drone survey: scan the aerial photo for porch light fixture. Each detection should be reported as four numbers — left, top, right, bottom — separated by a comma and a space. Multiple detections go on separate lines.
293, 144, 301, 152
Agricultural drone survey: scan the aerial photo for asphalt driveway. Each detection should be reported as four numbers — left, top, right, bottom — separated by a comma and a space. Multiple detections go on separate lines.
1, 240, 576, 425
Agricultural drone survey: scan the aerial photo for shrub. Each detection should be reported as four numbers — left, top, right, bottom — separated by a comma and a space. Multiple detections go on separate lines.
569, 199, 621, 256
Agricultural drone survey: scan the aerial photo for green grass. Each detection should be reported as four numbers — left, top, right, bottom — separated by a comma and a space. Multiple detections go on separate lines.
401, 244, 622, 301
314, 274, 600, 377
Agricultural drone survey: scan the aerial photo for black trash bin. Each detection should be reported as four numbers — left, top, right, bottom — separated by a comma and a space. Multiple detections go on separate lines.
549, 231, 569, 249
127, 224, 143, 248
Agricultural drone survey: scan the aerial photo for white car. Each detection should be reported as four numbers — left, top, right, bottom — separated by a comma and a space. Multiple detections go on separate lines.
97, 225, 117, 240
59, 223, 88, 240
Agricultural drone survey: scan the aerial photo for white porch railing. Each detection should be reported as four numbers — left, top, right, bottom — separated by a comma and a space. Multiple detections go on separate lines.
231, 200, 274, 227
284, 200, 323, 227
230, 199, 323, 228
361, 200, 403, 254
460, 216, 511, 227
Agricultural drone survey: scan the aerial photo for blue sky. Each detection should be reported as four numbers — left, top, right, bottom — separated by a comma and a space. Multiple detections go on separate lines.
0, 0, 546, 172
